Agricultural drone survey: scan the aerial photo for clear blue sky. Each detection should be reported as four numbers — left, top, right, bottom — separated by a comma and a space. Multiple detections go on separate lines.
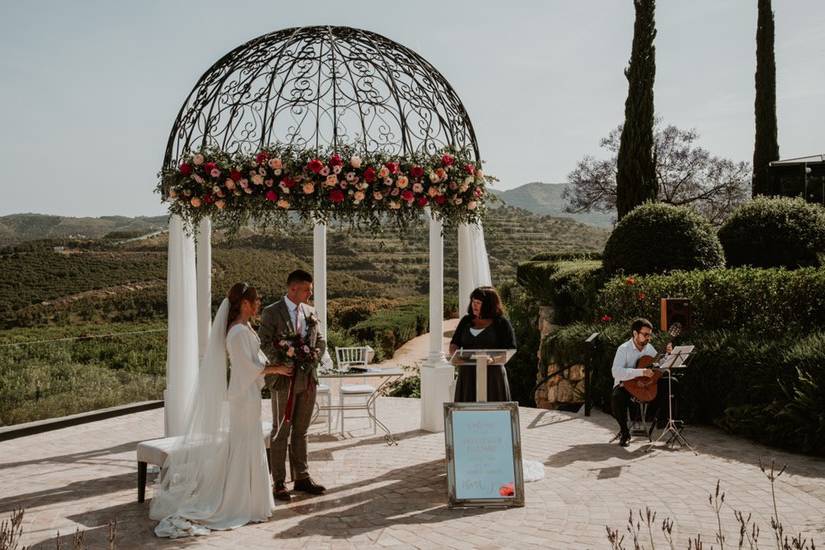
1, 0, 822, 217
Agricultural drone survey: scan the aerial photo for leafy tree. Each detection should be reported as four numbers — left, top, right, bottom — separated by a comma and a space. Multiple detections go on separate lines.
564, 124, 751, 224
752, 0, 779, 197
615, 0, 658, 219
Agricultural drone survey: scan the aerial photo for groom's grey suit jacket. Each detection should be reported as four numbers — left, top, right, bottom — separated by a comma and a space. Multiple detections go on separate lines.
259, 298, 326, 393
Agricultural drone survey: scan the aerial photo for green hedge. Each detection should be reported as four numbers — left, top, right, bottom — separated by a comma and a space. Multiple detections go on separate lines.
598, 267, 825, 337
602, 203, 725, 275
541, 323, 825, 455
719, 196, 825, 269
517, 259, 605, 324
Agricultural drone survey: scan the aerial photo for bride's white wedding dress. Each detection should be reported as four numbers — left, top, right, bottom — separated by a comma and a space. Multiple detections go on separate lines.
150, 300, 275, 538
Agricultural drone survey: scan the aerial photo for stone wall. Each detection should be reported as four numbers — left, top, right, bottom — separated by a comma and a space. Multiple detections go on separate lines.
533, 305, 586, 410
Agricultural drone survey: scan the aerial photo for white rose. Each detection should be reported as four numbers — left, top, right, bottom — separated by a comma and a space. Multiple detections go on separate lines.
350, 156, 362, 169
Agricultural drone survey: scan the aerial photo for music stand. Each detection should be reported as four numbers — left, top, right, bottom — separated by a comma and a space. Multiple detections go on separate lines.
449, 349, 516, 402
649, 345, 697, 454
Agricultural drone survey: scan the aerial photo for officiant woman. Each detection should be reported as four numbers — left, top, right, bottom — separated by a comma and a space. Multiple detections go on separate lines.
449, 286, 517, 402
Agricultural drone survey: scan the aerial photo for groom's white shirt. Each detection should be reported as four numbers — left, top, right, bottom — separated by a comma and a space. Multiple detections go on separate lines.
283, 295, 307, 338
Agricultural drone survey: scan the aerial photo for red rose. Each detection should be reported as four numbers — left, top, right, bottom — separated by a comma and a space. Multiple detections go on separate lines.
329, 189, 345, 203
638, 292, 646, 301
434, 194, 446, 205
625, 277, 635, 286
179, 162, 192, 176
329, 154, 343, 167
204, 162, 217, 173
474, 187, 485, 198
255, 151, 269, 165
499, 483, 515, 497
229, 170, 242, 182
385, 161, 400, 175
601, 314, 613, 322
281, 177, 296, 188
441, 154, 455, 166
265, 190, 278, 202
410, 166, 424, 178
417, 196, 429, 207
307, 159, 324, 174
401, 189, 414, 202
364, 167, 377, 183
203, 193, 214, 205
464, 163, 476, 175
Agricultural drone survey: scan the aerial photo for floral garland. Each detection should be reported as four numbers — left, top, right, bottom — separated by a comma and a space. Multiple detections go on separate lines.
158, 145, 489, 232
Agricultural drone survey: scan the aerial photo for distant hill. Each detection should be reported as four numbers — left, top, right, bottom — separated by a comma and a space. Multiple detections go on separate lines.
489, 182, 615, 228
0, 214, 168, 246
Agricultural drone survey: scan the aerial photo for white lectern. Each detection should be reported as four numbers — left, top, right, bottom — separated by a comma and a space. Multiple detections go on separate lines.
449, 349, 516, 402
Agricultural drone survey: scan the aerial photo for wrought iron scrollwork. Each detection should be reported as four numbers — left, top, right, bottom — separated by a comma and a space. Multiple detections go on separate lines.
163, 26, 480, 172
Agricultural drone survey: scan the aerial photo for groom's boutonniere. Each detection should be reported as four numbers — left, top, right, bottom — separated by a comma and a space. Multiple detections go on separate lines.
307, 312, 320, 327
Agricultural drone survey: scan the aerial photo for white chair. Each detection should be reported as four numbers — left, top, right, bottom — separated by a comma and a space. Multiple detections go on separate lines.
335, 346, 376, 435
312, 382, 333, 433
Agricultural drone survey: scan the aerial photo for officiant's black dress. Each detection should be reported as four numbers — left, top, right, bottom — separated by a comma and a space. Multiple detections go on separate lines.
451, 315, 517, 402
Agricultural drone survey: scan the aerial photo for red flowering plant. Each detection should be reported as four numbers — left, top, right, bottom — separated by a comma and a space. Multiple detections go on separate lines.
159, 144, 493, 234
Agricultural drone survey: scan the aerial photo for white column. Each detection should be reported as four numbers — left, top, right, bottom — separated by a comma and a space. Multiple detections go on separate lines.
313, 220, 327, 337
195, 217, 212, 360
420, 209, 455, 432
458, 223, 470, 317
165, 215, 199, 437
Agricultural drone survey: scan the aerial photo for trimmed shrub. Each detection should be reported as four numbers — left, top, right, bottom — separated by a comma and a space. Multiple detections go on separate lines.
718, 196, 825, 269
517, 259, 605, 324
528, 251, 602, 262
598, 267, 825, 338
602, 203, 725, 275
498, 281, 541, 406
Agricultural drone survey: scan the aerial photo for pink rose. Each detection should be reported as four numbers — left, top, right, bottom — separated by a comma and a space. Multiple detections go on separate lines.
251, 174, 264, 186
215, 199, 226, 209
467, 201, 478, 210
354, 191, 365, 202
412, 182, 424, 194
190, 197, 201, 208
350, 156, 362, 169
192, 153, 204, 165
464, 163, 476, 175
396, 175, 409, 188
326, 174, 338, 187
210, 168, 220, 178
373, 191, 384, 201
378, 166, 390, 179
277, 199, 290, 209
302, 182, 315, 195
427, 186, 438, 197
268, 158, 282, 170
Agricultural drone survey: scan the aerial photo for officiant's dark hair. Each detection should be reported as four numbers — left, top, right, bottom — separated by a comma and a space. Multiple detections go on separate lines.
227, 282, 258, 331
468, 286, 504, 319
287, 269, 313, 286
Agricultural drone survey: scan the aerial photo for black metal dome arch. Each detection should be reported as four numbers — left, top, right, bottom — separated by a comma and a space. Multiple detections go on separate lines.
162, 26, 481, 173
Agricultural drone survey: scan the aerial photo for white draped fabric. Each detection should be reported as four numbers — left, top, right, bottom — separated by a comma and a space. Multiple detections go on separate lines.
196, 217, 212, 360
457, 222, 493, 314
166, 215, 199, 437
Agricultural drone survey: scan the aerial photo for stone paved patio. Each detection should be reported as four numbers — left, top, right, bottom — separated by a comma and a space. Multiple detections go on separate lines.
1, 397, 824, 549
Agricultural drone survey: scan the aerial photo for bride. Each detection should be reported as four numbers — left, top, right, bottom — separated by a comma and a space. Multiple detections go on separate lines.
150, 282, 292, 537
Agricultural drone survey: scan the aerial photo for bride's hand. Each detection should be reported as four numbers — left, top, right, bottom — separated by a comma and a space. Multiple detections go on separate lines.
264, 364, 293, 377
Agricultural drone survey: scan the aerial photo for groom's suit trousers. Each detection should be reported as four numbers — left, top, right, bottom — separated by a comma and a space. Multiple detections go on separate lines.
270, 378, 315, 484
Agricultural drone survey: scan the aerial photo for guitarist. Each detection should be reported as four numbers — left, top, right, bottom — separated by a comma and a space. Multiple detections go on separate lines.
611, 318, 673, 447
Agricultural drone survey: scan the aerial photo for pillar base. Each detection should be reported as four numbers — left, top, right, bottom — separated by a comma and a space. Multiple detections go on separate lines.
419, 360, 454, 433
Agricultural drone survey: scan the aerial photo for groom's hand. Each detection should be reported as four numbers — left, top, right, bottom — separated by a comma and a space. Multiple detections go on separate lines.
264, 363, 294, 377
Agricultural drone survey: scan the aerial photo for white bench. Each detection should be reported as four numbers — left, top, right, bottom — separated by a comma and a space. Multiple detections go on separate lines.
136, 421, 272, 502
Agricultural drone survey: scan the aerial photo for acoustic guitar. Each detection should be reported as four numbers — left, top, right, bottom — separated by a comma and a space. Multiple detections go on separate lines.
623, 323, 681, 402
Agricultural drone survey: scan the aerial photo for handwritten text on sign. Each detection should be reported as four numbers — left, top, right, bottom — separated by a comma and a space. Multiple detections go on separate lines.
452, 410, 516, 499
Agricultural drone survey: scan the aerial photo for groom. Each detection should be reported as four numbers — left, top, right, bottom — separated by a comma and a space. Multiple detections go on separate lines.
260, 269, 327, 502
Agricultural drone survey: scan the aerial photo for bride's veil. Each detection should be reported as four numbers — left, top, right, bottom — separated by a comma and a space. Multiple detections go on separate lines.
150, 298, 231, 528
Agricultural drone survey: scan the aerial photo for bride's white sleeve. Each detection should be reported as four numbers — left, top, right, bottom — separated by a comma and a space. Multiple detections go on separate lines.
226, 329, 267, 397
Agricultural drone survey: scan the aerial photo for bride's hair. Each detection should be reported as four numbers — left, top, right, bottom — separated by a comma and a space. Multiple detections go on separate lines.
226, 282, 258, 331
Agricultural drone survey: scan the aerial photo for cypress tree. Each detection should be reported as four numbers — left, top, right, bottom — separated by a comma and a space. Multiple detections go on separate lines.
616, 0, 658, 220
752, 0, 779, 197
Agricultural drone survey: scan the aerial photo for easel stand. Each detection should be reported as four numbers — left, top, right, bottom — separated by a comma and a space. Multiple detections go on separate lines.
649, 349, 697, 455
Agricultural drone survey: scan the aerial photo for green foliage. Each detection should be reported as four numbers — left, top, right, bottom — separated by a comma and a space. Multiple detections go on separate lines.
602, 202, 725, 275
718, 196, 825, 268
528, 251, 602, 262
752, 0, 779, 196
542, 322, 825, 455
347, 298, 430, 361
517, 259, 605, 324
498, 282, 541, 406
615, 0, 658, 218
381, 366, 421, 398
598, 266, 825, 338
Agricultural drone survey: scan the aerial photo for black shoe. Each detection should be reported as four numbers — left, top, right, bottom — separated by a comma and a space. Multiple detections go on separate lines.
619, 434, 631, 447
293, 477, 326, 495
274, 481, 292, 502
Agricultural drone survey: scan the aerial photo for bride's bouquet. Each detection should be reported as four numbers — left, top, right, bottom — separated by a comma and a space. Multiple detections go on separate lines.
272, 333, 321, 374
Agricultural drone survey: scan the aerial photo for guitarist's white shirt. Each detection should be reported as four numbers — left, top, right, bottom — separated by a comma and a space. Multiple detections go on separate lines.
611, 338, 658, 388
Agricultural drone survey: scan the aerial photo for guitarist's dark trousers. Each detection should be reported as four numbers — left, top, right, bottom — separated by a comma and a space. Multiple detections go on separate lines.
611, 377, 677, 439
